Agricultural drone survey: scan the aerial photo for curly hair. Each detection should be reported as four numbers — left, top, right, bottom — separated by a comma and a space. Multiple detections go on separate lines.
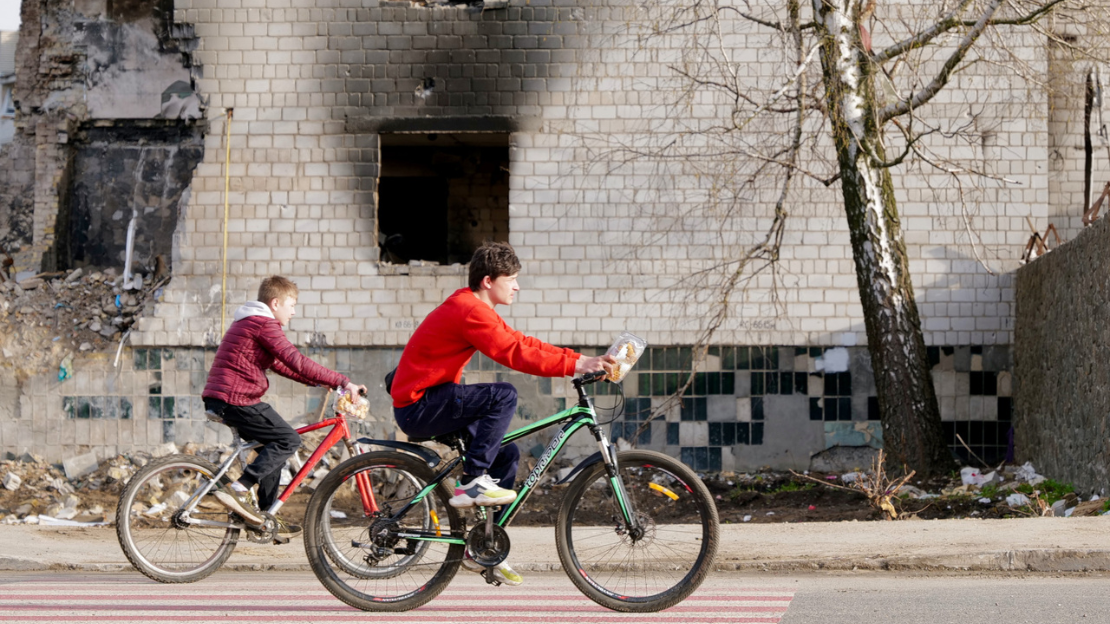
468, 241, 521, 291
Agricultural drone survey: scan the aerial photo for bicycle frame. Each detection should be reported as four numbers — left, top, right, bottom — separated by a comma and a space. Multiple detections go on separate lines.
180, 415, 374, 529
386, 377, 639, 546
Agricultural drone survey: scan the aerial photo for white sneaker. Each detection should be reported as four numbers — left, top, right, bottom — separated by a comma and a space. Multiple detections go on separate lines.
449, 474, 517, 508
462, 555, 523, 586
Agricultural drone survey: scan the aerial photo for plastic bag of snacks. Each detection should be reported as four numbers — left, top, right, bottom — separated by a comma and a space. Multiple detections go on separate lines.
335, 388, 370, 420
605, 332, 647, 383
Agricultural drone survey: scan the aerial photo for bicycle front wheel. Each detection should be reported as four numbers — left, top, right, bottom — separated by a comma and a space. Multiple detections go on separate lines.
115, 455, 239, 583
556, 450, 719, 612
304, 451, 464, 612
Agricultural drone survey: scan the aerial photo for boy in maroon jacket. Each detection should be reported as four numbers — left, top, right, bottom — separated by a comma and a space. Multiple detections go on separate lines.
203, 276, 366, 535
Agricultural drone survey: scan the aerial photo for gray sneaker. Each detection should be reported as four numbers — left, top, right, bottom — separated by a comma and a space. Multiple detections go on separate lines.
449, 474, 517, 508
213, 485, 264, 526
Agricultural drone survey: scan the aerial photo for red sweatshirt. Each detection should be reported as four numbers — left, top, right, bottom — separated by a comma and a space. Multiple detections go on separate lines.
391, 288, 580, 407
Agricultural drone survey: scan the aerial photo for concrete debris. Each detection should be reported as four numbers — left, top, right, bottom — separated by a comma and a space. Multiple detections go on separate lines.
2, 472, 21, 491
0, 266, 170, 377
63, 452, 100, 480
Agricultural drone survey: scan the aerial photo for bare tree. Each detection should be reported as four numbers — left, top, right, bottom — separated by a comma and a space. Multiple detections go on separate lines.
587, 0, 1109, 476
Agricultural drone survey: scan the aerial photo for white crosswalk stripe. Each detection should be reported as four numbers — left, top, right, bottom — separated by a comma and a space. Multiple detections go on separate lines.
0, 572, 794, 623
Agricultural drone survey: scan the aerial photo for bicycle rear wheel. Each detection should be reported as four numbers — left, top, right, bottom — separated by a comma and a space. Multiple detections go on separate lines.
115, 455, 239, 583
555, 450, 719, 612
304, 451, 464, 612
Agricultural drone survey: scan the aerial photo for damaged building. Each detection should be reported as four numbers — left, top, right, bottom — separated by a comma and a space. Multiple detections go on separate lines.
0, 0, 1106, 476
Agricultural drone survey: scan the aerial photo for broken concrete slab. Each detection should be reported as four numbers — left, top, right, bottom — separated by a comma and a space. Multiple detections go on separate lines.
62, 451, 99, 480
1, 472, 20, 491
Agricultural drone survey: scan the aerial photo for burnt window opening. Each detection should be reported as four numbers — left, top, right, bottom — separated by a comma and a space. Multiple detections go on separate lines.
378, 133, 510, 266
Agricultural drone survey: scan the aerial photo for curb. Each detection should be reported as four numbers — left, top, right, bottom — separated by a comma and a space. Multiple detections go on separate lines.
13, 550, 1110, 574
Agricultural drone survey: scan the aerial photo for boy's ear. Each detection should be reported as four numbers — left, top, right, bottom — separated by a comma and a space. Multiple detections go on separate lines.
267, 297, 281, 310
480, 275, 493, 290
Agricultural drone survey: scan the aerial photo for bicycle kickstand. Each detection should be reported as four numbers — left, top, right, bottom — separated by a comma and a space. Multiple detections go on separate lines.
480, 507, 501, 586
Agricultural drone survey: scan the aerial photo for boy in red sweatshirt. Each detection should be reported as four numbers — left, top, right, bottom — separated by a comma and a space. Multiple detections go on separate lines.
203, 276, 367, 535
391, 242, 614, 584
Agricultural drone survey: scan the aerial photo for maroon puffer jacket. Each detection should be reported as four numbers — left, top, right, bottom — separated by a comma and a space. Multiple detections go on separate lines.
202, 314, 349, 406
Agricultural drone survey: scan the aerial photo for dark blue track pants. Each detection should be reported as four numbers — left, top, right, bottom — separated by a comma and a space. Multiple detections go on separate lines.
393, 382, 520, 490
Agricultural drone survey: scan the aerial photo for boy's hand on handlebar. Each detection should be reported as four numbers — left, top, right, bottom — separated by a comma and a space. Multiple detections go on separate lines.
345, 382, 368, 397
574, 354, 617, 377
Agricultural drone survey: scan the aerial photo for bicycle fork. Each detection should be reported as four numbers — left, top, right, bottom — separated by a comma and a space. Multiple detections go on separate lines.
590, 426, 644, 539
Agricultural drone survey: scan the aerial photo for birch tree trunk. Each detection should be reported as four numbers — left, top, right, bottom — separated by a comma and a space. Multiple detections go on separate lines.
813, 0, 953, 475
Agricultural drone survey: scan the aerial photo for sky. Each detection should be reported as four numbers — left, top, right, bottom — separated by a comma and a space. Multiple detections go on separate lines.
1, 2, 20, 32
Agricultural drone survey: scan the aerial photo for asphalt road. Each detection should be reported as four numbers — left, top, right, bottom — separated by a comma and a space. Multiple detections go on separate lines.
1, 570, 1107, 623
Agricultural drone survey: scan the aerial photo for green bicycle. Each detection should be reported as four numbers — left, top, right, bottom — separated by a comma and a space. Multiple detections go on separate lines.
302, 370, 720, 613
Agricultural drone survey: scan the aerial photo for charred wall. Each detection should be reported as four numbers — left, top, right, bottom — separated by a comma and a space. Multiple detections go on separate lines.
0, 0, 204, 276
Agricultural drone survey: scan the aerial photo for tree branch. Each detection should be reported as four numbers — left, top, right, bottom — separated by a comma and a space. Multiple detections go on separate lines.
879, 0, 1003, 123
872, 0, 977, 63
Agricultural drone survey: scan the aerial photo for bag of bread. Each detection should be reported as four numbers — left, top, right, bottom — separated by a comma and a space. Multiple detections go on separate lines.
335, 387, 370, 420
605, 332, 647, 383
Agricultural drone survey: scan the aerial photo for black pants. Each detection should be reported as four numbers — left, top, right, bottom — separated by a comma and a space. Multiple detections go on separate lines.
204, 398, 301, 511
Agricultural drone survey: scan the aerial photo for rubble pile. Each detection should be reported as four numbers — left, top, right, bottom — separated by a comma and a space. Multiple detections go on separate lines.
0, 452, 135, 525
0, 266, 169, 375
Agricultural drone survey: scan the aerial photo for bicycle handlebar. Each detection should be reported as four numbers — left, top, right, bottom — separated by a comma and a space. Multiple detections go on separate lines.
575, 370, 608, 386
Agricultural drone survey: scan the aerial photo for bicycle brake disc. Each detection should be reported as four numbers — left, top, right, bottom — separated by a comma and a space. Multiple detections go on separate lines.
465, 524, 510, 567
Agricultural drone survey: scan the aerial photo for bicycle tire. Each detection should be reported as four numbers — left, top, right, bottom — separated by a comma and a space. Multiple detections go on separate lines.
115, 454, 239, 583
304, 451, 464, 612
555, 450, 719, 612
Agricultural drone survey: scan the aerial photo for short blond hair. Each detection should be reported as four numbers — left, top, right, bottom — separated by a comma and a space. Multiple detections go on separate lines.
258, 276, 299, 305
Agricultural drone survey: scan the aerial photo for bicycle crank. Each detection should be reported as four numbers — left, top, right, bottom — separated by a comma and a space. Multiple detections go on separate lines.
465, 523, 510, 567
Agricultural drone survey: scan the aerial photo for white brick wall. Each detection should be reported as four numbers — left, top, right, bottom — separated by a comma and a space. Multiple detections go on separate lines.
141, 0, 1072, 350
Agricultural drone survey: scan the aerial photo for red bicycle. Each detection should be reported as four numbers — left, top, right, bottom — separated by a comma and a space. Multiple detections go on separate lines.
116, 394, 379, 583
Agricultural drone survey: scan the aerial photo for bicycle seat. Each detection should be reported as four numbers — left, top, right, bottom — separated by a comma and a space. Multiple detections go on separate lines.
407, 430, 470, 449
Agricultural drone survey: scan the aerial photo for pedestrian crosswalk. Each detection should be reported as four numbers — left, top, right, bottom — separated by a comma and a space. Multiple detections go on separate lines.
0, 572, 794, 623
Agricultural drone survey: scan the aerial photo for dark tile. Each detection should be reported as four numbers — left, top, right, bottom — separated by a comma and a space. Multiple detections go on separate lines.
134, 348, 147, 370
149, 396, 162, 420
721, 372, 735, 395
810, 397, 823, 421
709, 422, 722, 446
767, 347, 779, 370
694, 447, 708, 471
120, 397, 132, 420
63, 396, 75, 419
779, 372, 793, 395
148, 348, 161, 370
809, 347, 822, 357
839, 372, 852, 396
998, 397, 1012, 422
666, 372, 680, 395
735, 347, 750, 370
751, 372, 764, 396
637, 423, 651, 446
751, 347, 765, 370
164, 396, 176, 419
983, 421, 998, 446
162, 420, 175, 443
681, 447, 695, 468
983, 371, 997, 396
737, 422, 751, 445
969, 420, 983, 445
794, 372, 808, 395
679, 348, 693, 371
954, 346, 971, 372
752, 396, 764, 421
709, 447, 722, 472
667, 422, 679, 445
665, 348, 679, 371
824, 373, 838, 396
752, 422, 764, 445
927, 346, 940, 369
971, 345, 983, 355
868, 396, 880, 420
652, 373, 666, 396
795, 347, 808, 356
825, 398, 839, 421
969, 371, 983, 395
838, 398, 852, 421
722, 422, 735, 446
695, 372, 707, 395
720, 346, 735, 370
707, 372, 720, 395
77, 396, 91, 419
696, 397, 707, 421
766, 371, 779, 395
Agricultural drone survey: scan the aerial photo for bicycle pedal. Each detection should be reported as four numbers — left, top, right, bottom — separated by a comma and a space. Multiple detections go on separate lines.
272, 535, 290, 545
481, 568, 501, 587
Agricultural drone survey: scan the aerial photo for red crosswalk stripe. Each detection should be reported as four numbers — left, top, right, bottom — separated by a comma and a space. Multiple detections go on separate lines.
0, 573, 794, 623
